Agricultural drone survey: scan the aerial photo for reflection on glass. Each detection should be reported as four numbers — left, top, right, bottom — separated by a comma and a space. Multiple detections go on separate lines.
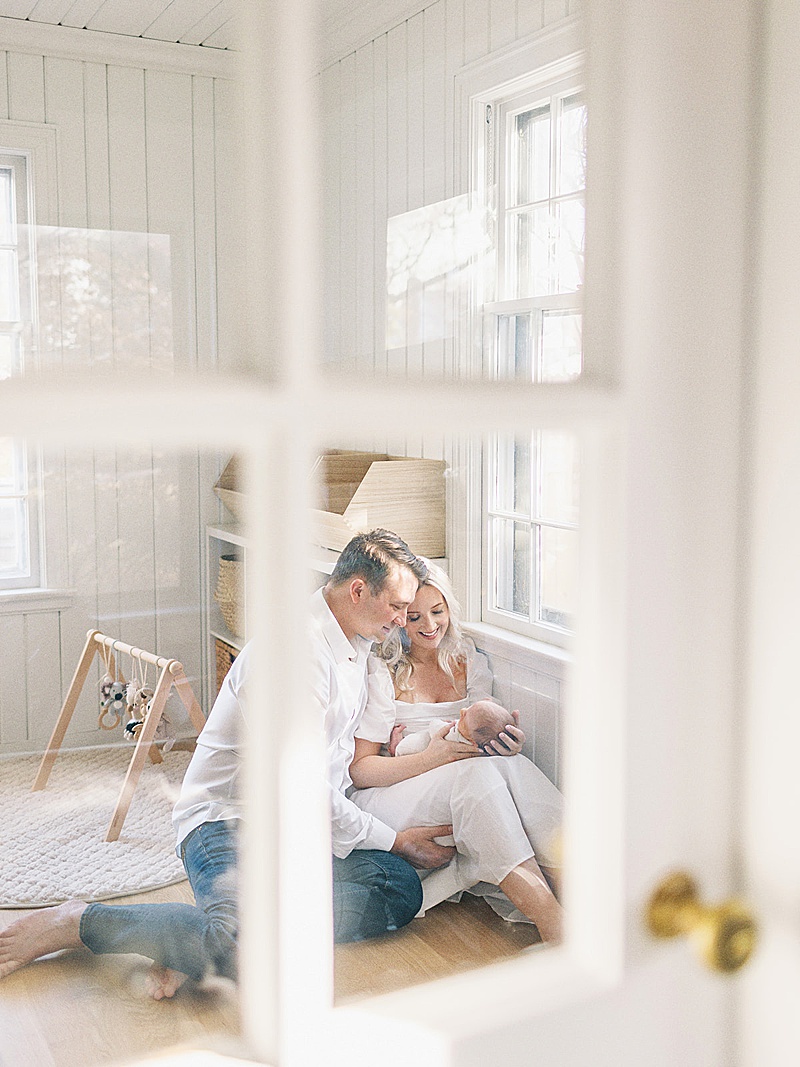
0, 248, 19, 320
515, 104, 550, 205
557, 93, 587, 197
488, 430, 579, 635
540, 525, 578, 629
0, 442, 240, 1060
385, 194, 492, 357
493, 516, 531, 616
493, 434, 532, 515
496, 310, 582, 381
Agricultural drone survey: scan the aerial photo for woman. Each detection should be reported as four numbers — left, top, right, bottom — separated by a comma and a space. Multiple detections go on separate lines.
349, 562, 564, 943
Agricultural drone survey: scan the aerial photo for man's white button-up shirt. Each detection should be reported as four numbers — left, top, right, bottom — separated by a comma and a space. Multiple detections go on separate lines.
309, 586, 396, 858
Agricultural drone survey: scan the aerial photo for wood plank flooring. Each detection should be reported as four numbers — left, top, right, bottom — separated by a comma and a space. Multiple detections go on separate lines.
0, 883, 540, 1065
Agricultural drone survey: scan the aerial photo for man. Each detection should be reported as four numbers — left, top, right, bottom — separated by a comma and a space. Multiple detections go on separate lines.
0, 529, 452, 995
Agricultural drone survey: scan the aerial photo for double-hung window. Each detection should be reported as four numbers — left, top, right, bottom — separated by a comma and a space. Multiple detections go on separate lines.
0, 151, 40, 590
478, 68, 586, 644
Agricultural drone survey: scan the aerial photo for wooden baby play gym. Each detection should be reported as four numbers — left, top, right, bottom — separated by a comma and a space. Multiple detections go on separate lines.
32, 630, 206, 842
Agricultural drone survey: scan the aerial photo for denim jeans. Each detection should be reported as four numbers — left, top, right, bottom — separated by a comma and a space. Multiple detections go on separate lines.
80, 823, 421, 976
332, 849, 422, 943
80, 819, 239, 982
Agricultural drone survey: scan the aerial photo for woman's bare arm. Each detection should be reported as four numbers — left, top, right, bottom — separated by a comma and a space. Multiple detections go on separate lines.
349, 726, 478, 789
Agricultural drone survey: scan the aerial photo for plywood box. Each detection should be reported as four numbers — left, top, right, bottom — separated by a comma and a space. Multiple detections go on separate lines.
214, 452, 446, 557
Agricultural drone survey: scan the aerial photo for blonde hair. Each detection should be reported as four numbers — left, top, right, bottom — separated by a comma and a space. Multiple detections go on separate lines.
376, 560, 469, 694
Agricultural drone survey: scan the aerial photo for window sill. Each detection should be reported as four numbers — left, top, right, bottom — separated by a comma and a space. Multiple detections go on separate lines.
0, 588, 74, 614
464, 621, 572, 677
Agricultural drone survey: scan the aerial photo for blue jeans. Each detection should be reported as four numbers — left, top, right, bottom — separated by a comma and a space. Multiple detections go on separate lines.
332, 849, 422, 943
80, 819, 239, 982
80, 823, 422, 977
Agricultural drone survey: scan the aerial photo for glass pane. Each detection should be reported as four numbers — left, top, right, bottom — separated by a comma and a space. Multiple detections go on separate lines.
0, 333, 20, 379
0, 248, 20, 320
514, 104, 550, 205
554, 198, 585, 293
496, 312, 535, 379
538, 431, 580, 524
493, 434, 532, 514
540, 310, 582, 381
493, 516, 531, 616
539, 525, 578, 629
0, 435, 24, 491
0, 497, 29, 578
508, 204, 551, 298
0, 167, 14, 244
557, 93, 587, 196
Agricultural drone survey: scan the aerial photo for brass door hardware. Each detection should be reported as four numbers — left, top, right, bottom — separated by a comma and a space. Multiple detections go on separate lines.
645, 871, 757, 973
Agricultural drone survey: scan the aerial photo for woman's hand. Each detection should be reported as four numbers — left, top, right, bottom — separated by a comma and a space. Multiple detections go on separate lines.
423, 722, 480, 769
484, 710, 526, 756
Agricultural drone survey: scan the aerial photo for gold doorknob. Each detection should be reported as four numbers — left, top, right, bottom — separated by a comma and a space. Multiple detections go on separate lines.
645, 871, 758, 974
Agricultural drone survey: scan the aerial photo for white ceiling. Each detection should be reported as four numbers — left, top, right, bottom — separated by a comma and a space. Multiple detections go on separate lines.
0, 0, 425, 57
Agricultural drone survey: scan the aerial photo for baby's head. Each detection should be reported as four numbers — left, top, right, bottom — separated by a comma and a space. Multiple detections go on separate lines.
458, 700, 509, 751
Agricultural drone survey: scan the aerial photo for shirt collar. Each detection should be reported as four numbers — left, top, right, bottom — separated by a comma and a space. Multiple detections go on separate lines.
310, 586, 370, 665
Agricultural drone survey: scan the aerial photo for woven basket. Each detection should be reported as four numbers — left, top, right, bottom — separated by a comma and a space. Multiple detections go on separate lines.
215, 637, 239, 696
214, 554, 245, 638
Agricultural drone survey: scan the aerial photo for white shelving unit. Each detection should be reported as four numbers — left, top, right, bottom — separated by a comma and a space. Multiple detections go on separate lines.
206, 523, 248, 700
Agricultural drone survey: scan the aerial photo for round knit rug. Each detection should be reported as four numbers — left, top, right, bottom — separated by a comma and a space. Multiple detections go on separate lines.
0, 746, 192, 908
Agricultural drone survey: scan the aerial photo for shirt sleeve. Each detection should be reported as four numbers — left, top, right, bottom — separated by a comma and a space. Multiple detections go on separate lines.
328, 784, 397, 857
309, 641, 397, 857
466, 642, 495, 702
355, 656, 398, 743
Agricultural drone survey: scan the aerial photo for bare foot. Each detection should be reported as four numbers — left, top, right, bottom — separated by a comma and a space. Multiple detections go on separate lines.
145, 963, 188, 1000
0, 900, 87, 978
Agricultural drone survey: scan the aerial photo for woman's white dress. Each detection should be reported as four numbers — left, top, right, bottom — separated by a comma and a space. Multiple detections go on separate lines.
350, 644, 563, 921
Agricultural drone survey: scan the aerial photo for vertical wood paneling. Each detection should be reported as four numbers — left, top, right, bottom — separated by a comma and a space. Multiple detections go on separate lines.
517, 0, 545, 38
405, 14, 425, 384
319, 63, 341, 369
212, 74, 241, 372
372, 35, 388, 377
355, 45, 375, 373
543, 0, 570, 28
24, 612, 64, 747
422, 2, 446, 386
339, 54, 358, 374
145, 69, 195, 373
7, 52, 45, 121
192, 75, 218, 372
44, 57, 87, 225
62, 447, 103, 732
386, 21, 408, 391
83, 63, 111, 231
0, 53, 9, 118
463, 0, 490, 65
0, 616, 28, 744
490, 0, 518, 53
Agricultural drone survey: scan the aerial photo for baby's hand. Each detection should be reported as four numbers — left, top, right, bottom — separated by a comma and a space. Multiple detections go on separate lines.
388, 723, 406, 757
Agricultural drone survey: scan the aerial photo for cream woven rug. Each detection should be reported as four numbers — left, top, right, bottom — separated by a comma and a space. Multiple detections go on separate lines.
0, 746, 192, 909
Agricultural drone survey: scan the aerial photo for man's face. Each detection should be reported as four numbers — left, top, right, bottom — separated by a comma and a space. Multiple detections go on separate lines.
352, 565, 419, 642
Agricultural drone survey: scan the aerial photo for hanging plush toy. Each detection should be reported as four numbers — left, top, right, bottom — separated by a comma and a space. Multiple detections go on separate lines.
99, 676, 127, 730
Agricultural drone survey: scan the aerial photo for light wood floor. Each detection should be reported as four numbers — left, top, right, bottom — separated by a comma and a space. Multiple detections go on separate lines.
0, 883, 540, 1066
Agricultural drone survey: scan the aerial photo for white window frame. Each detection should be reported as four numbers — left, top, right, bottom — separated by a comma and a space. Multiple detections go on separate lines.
452, 29, 585, 648
0, 149, 42, 591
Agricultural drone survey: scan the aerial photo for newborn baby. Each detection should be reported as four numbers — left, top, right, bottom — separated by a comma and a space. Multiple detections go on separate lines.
390, 699, 512, 756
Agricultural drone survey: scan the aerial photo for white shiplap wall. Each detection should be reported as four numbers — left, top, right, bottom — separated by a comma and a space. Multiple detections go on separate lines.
320, 0, 580, 776
0, 32, 236, 753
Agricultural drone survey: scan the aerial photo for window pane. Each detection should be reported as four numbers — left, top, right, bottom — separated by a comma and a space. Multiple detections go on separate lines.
493, 517, 531, 616
538, 431, 579, 524
496, 313, 534, 379
557, 93, 587, 196
539, 525, 578, 629
554, 198, 585, 293
514, 104, 550, 206
540, 311, 582, 381
493, 434, 532, 515
0, 435, 22, 490
0, 168, 13, 244
0, 333, 20, 379
0, 497, 29, 578
508, 204, 551, 298
0, 248, 20, 319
